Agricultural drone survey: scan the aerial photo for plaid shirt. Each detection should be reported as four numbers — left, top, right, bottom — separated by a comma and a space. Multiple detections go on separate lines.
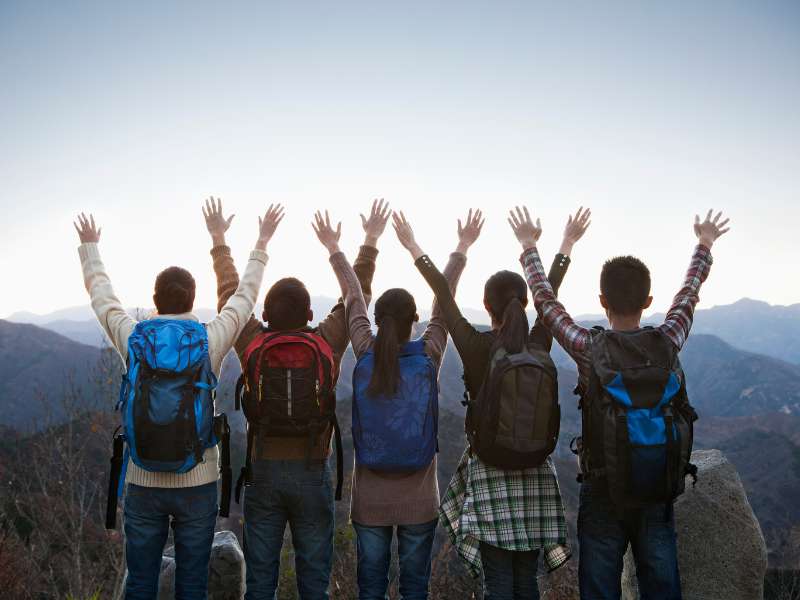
439, 450, 571, 578
520, 244, 714, 392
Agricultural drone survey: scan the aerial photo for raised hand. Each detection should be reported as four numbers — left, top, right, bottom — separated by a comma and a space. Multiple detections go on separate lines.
392, 211, 424, 260
508, 206, 542, 250
73, 213, 101, 244
312, 210, 342, 254
361, 198, 392, 247
203, 196, 235, 246
560, 207, 592, 256
456, 209, 485, 254
694, 210, 730, 248
256, 204, 285, 251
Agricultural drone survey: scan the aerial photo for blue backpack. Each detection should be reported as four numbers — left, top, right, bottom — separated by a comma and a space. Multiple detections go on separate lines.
578, 327, 698, 511
105, 319, 232, 529
352, 339, 438, 472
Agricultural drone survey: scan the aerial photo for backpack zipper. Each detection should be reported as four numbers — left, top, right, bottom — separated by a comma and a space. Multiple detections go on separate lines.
287, 369, 292, 417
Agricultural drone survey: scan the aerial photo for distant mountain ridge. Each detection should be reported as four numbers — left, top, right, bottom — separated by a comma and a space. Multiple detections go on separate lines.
652, 298, 800, 365
0, 320, 119, 430
1, 317, 799, 566
10, 297, 800, 365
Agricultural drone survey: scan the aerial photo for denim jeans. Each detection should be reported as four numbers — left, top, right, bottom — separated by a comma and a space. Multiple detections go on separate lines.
352, 519, 437, 600
123, 481, 218, 600
578, 482, 681, 600
479, 542, 540, 599
243, 459, 335, 600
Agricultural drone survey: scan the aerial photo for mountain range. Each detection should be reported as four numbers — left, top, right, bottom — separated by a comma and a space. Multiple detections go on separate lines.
8, 297, 800, 365
1, 300, 799, 566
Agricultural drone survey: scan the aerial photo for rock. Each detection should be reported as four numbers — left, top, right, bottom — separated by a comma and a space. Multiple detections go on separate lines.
122, 530, 245, 599
622, 449, 767, 600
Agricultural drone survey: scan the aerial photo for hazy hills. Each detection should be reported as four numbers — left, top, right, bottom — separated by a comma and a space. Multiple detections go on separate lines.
0, 320, 119, 429
1, 308, 799, 565
9, 297, 800, 366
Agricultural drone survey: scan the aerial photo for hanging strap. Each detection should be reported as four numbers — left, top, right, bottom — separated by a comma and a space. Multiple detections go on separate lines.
613, 411, 630, 520
235, 374, 245, 412
235, 424, 256, 505
664, 411, 677, 499
105, 429, 125, 530
215, 414, 232, 518
332, 415, 343, 501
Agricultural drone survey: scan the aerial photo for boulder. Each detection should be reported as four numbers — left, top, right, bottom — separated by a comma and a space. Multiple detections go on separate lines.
122, 530, 245, 599
622, 449, 767, 600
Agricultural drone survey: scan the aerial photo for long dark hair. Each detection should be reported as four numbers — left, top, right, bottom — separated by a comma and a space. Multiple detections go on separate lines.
484, 270, 529, 354
368, 288, 417, 397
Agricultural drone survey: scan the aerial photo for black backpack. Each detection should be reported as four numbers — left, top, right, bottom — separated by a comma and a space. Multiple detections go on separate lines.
234, 330, 343, 502
465, 343, 560, 470
577, 327, 698, 509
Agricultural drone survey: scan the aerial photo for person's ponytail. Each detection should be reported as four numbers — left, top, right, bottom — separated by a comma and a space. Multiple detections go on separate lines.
496, 296, 529, 354
367, 314, 401, 397
484, 270, 530, 354
367, 288, 416, 397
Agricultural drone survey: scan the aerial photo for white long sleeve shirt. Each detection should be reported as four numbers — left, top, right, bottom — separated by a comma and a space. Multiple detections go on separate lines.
79, 242, 267, 488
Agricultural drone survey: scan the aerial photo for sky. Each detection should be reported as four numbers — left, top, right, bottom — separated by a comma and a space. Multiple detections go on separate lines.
1, 1, 798, 321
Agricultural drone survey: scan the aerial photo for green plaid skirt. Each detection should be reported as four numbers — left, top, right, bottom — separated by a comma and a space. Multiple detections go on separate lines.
439, 449, 571, 578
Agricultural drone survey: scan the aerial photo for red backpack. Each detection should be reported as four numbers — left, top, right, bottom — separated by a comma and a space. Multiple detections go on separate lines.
234, 330, 343, 501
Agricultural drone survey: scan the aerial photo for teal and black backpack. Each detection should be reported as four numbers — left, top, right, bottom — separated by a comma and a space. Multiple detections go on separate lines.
105, 319, 232, 529
577, 327, 698, 509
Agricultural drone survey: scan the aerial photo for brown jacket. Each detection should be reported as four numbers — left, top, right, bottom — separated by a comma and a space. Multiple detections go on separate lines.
211, 244, 378, 459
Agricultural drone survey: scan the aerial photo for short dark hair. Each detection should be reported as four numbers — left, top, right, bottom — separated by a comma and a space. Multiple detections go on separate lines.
154, 266, 196, 314
264, 278, 311, 330
600, 256, 651, 316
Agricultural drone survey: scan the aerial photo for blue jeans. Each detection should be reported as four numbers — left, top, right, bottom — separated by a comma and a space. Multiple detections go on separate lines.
352, 519, 437, 600
123, 482, 218, 600
479, 542, 540, 599
578, 482, 681, 600
243, 459, 334, 600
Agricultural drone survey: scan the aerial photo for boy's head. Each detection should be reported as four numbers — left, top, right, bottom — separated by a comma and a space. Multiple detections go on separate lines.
599, 256, 653, 320
263, 277, 313, 330
153, 266, 196, 314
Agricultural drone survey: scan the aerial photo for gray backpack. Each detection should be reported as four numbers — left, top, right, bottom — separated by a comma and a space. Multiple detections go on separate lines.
465, 344, 560, 469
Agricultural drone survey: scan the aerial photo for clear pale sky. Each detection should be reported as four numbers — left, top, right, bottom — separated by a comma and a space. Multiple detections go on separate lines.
1, 1, 798, 319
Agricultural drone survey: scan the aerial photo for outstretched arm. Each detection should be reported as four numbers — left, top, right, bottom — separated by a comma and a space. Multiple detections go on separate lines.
204, 197, 266, 357
659, 210, 729, 350
510, 207, 592, 368
313, 211, 374, 358
317, 199, 390, 360
419, 210, 483, 366
206, 205, 281, 359
74, 213, 136, 364
529, 207, 591, 348
395, 210, 486, 363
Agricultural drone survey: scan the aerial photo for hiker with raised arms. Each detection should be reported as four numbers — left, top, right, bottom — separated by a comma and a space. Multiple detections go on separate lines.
205, 198, 391, 600
512, 206, 730, 600
400, 208, 591, 599
313, 208, 482, 600
74, 205, 279, 600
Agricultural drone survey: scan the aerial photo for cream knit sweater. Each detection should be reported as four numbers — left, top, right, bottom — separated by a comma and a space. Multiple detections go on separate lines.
79, 242, 267, 488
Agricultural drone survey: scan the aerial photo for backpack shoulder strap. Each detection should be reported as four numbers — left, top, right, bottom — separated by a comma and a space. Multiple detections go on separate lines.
242, 330, 274, 363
